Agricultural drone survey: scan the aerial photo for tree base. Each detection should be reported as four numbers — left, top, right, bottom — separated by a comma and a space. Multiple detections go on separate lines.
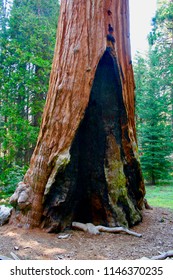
10, 48, 145, 233
39, 49, 144, 232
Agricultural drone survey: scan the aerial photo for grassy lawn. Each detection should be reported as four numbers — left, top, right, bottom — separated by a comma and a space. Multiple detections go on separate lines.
145, 184, 173, 210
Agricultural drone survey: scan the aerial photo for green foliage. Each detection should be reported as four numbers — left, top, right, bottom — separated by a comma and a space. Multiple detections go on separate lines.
134, 1, 173, 184
0, 165, 27, 202
0, 0, 60, 177
0, 165, 27, 188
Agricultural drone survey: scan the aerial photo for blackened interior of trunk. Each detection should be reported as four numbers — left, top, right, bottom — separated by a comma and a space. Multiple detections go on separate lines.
43, 49, 127, 229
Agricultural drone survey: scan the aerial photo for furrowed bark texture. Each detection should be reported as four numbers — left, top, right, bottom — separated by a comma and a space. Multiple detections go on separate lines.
10, 0, 145, 231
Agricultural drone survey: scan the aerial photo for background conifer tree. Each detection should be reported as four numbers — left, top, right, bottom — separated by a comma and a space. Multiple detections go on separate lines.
0, 0, 60, 188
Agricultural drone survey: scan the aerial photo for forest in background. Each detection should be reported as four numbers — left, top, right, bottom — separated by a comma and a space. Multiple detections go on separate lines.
134, 0, 173, 184
0, 0, 60, 193
0, 0, 172, 196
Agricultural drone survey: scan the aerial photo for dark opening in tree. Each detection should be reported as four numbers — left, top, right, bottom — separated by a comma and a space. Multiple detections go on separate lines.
10, 0, 145, 233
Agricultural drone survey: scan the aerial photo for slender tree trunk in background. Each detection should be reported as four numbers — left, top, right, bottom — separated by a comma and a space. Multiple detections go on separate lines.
10, 0, 145, 232
151, 175, 156, 186
32, 65, 44, 127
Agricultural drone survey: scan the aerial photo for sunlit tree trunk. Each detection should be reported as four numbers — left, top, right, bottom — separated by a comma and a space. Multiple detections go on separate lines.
10, 0, 145, 232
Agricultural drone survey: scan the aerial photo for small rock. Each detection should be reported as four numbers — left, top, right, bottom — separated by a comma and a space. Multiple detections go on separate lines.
14, 246, 19, 251
58, 234, 71, 239
0, 205, 12, 226
17, 224, 23, 228
9, 182, 33, 210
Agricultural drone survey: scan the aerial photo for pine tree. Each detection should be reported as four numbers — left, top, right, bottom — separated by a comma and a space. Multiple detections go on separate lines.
134, 0, 173, 184
149, 0, 173, 135
0, 0, 12, 169
0, 0, 60, 172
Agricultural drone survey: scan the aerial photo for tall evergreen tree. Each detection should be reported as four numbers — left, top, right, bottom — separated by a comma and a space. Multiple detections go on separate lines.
0, 0, 60, 173
0, 0, 12, 170
149, 0, 173, 135
134, 0, 173, 184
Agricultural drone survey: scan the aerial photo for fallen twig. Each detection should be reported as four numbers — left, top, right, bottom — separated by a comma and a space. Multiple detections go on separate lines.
151, 250, 173, 260
10, 252, 20, 260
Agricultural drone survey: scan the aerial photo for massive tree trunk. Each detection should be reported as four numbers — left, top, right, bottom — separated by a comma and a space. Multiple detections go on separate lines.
10, 0, 145, 232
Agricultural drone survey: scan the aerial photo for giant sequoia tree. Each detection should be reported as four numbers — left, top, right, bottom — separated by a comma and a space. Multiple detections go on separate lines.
10, 0, 145, 232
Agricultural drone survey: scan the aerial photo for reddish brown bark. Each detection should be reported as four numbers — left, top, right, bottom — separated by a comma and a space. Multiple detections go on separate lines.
10, 0, 145, 231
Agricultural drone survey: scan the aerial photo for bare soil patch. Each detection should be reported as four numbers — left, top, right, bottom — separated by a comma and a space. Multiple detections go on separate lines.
0, 207, 173, 260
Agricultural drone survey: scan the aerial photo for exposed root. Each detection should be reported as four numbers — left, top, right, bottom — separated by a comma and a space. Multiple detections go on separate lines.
144, 198, 153, 210
72, 222, 142, 237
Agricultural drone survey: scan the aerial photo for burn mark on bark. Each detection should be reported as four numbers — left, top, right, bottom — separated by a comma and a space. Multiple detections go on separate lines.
107, 24, 115, 43
107, 10, 112, 16
107, 34, 115, 43
42, 48, 142, 232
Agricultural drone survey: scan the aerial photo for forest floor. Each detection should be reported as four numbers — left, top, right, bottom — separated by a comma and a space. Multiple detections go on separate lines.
0, 207, 173, 260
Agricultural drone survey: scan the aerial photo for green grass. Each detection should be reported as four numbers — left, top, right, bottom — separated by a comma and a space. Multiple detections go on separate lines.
145, 184, 173, 210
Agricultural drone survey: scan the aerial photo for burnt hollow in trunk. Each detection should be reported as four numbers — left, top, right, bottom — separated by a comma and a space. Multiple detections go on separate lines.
42, 49, 142, 232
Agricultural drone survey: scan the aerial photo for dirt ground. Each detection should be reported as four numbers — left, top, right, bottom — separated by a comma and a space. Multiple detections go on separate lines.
0, 207, 173, 260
